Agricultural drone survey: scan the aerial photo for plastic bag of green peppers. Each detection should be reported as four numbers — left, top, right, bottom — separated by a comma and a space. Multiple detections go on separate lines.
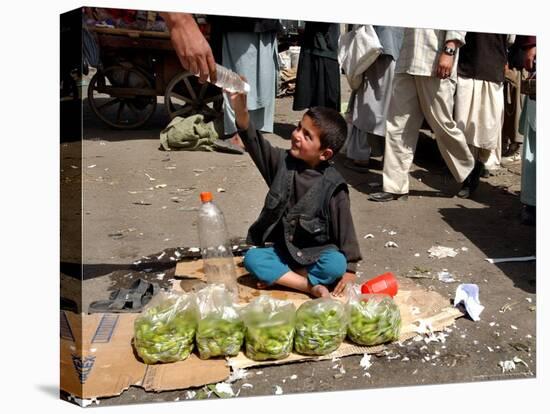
195, 284, 245, 359
133, 291, 199, 364
294, 298, 348, 355
241, 295, 296, 361
347, 292, 401, 346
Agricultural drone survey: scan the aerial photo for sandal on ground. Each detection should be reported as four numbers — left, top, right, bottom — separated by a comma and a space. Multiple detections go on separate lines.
368, 191, 408, 202
88, 278, 159, 314
212, 138, 244, 154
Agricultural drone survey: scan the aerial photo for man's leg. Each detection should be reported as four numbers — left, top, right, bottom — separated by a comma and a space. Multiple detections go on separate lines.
372, 73, 424, 199
415, 76, 475, 183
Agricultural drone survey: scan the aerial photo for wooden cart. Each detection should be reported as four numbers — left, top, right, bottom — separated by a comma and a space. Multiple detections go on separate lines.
87, 27, 223, 129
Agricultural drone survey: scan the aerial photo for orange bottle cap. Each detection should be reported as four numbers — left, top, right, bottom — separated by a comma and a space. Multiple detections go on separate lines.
200, 192, 213, 203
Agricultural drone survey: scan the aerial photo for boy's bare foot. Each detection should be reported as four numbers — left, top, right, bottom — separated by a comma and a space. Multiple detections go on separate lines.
310, 284, 330, 298
256, 281, 269, 289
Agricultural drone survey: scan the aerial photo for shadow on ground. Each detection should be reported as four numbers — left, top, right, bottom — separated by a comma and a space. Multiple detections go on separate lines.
334, 131, 536, 293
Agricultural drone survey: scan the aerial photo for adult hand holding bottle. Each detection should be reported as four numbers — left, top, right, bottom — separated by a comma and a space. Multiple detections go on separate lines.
161, 12, 217, 84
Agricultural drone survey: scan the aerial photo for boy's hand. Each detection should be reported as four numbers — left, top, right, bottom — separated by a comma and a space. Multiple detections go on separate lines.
228, 76, 250, 130
332, 272, 356, 297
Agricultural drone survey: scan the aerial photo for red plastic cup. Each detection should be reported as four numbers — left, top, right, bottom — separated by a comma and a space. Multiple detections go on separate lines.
360, 272, 399, 297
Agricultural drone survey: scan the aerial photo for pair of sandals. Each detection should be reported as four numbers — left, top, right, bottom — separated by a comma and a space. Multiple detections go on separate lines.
88, 278, 159, 314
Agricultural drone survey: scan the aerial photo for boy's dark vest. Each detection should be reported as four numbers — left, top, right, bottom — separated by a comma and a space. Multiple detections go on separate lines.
247, 155, 347, 266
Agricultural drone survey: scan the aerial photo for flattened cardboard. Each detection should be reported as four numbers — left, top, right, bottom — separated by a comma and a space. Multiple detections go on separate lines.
60, 311, 229, 399
62, 260, 462, 398
175, 256, 248, 280
175, 259, 463, 370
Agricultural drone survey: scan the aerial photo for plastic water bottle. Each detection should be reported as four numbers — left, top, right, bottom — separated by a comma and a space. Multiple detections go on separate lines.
204, 64, 250, 94
197, 191, 238, 293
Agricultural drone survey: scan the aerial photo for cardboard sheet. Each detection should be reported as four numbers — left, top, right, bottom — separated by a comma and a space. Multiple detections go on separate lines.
62, 259, 463, 398
60, 311, 229, 399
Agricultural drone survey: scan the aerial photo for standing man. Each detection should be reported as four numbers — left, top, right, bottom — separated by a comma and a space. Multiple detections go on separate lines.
454, 32, 514, 198
369, 28, 475, 202
345, 25, 403, 172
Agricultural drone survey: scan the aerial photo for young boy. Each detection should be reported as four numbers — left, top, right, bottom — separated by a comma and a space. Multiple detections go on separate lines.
229, 91, 362, 298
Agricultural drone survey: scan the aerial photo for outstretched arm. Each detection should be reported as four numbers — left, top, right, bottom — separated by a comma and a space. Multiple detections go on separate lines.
160, 12, 217, 83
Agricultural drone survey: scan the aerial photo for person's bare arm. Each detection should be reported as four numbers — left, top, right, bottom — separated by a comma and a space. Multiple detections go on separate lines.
437, 39, 460, 79
160, 12, 217, 83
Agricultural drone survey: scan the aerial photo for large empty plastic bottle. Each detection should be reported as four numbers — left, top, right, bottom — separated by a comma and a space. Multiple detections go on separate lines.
202, 64, 250, 94
197, 191, 238, 293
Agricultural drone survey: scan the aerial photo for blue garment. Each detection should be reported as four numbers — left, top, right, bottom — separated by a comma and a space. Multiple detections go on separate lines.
520, 96, 536, 206
222, 31, 278, 135
373, 26, 404, 61
243, 247, 347, 286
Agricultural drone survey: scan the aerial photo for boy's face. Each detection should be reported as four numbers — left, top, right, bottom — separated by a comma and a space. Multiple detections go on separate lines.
290, 115, 333, 167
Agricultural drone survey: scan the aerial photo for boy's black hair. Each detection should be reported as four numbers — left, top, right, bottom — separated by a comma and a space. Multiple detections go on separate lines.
304, 106, 348, 156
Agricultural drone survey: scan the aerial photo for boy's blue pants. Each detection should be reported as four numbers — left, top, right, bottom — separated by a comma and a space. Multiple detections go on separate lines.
243, 246, 347, 286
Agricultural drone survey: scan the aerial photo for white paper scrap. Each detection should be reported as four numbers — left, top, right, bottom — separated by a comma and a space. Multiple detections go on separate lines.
438, 271, 456, 283
228, 368, 248, 383
428, 246, 458, 259
359, 354, 372, 370
454, 284, 485, 321
499, 360, 516, 373
214, 382, 235, 397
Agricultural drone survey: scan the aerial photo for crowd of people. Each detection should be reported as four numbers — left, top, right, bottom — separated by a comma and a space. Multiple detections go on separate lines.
160, 13, 536, 297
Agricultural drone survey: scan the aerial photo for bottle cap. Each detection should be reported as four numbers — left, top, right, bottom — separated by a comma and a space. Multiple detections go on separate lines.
200, 192, 213, 203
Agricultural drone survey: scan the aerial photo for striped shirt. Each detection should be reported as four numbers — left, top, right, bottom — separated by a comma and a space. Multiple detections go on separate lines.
395, 28, 466, 79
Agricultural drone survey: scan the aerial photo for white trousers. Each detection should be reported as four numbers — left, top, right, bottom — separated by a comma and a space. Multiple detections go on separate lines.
383, 74, 475, 194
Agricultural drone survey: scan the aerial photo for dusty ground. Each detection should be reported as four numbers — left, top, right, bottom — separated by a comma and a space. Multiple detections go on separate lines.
60, 75, 536, 407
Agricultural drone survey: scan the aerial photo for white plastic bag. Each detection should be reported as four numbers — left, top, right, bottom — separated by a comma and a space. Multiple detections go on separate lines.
338, 25, 383, 90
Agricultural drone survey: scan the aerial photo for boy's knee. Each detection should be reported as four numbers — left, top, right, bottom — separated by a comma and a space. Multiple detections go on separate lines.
243, 248, 262, 273
318, 250, 347, 278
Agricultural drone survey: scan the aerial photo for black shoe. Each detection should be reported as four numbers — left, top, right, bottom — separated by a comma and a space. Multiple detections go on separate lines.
369, 191, 408, 202
457, 185, 471, 199
458, 161, 483, 198
212, 138, 245, 154
520, 205, 536, 226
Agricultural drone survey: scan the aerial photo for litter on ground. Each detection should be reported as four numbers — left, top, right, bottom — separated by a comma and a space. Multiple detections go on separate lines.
428, 246, 458, 259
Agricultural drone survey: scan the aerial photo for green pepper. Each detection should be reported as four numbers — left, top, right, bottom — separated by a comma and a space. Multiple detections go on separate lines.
294, 299, 348, 355
347, 295, 401, 346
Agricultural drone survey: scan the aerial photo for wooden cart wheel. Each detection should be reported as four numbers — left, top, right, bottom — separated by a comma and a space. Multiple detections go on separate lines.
87, 65, 157, 129
164, 71, 223, 120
